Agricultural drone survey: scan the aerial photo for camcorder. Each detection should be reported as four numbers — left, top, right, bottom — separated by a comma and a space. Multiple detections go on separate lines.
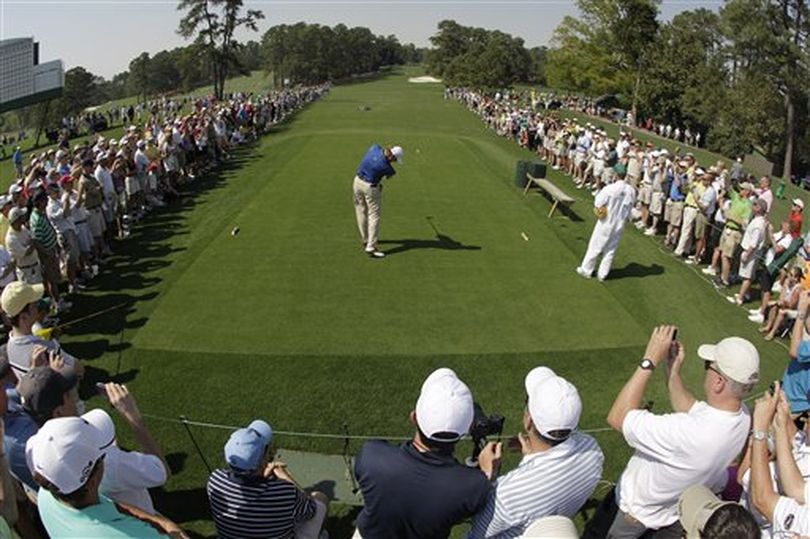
466, 403, 505, 468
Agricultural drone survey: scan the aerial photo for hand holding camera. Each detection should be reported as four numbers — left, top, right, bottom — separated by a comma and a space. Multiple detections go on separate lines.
643, 325, 679, 368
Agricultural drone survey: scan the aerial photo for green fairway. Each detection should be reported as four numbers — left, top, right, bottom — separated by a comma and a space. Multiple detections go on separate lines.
57, 68, 792, 537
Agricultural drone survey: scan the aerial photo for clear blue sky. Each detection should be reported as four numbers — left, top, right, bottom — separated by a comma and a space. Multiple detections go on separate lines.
2, 0, 722, 79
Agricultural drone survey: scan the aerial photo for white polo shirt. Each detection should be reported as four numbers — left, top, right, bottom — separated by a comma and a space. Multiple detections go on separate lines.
101, 445, 167, 514
616, 401, 750, 529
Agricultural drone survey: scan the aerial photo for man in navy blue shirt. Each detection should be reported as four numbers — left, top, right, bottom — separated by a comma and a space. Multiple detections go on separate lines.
353, 368, 495, 538
353, 144, 404, 258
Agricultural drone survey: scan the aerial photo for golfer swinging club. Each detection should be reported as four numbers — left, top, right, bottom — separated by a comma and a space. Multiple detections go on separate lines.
576, 164, 636, 281
353, 144, 404, 258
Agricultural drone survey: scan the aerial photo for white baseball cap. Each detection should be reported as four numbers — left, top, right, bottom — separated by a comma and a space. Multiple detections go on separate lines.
521, 515, 578, 538
678, 485, 733, 538
25, 414, 111, 494
525, 370, 582, 440
794, 198, 805, 209
390, 145, 404, 164
698, 337, 760, 385
415, 368, 473, 441
1, 281, 44, 318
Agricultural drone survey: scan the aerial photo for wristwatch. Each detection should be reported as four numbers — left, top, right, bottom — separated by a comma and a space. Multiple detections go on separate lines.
752, 430, 768, 442
639, 358, 655, 371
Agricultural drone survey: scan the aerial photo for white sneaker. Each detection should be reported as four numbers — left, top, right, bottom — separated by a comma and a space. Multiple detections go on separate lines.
634, 221, 645, 230
702, 267, 716, 276
576, 266, 591, 279
644, 227, 656, 236
748, 313, 765, 324
365, 248, 385, 258
726, 295, 741, 305
748, 308, 762, 315
684, 258, 696, 265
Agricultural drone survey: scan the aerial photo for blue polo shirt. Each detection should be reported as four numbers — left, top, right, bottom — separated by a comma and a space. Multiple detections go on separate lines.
669, 174, 686, 202
3, 388, 38, 491
356, 145, 396, 186
354, 440, 491, 539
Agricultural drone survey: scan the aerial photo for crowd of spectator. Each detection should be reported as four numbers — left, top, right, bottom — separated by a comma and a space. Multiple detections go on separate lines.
0, 84, 332, 537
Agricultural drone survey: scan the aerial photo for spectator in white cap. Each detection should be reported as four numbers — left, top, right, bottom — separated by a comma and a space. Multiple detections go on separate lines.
678, 485, 758, 538
26, 416, 187, 538
207, 419, 329, 539
468, 367, 603, 538
4, 207, 40, 285
353, 368, 492, 538
583, 327, 758, 538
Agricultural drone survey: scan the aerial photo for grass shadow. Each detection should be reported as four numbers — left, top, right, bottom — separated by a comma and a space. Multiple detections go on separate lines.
607, 262, 665, 280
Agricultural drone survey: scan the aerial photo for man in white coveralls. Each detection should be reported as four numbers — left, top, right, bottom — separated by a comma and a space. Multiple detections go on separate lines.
576, 164, 637, 281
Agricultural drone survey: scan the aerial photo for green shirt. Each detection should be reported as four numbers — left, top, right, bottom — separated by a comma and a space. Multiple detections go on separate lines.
727, 190, 752, 229
29, 208, 57, 250
38, 490, 166, 538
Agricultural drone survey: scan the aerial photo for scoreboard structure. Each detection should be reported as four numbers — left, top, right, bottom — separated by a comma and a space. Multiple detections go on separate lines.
0, 38, 64, 114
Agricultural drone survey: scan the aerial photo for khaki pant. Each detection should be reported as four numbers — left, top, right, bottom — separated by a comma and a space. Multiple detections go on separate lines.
353, 176, 382, 250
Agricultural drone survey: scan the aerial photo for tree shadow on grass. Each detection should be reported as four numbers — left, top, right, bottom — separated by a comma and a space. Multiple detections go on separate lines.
608, 262, 665, 280
379, 233, 482, 256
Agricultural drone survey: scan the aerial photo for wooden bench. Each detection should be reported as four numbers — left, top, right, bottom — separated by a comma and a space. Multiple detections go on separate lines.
523, 174, 576, 218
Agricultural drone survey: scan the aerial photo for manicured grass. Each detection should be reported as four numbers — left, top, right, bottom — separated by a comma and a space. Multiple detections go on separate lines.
53, 67, 790, 537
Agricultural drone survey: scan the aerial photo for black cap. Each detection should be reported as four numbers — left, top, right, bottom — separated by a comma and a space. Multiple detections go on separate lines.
81, 158, 94, 168
18, 366, 78, 420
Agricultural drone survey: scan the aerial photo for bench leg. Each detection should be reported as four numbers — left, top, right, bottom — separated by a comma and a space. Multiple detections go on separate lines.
548, 200, 559, 218
523, 181, 532, 195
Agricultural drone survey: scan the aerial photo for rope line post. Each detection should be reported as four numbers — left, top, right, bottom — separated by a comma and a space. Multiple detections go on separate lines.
180, 415, 213, 474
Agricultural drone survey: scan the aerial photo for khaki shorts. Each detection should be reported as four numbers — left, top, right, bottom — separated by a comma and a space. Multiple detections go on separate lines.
650, 192, 665, 215
664, 200, 684, 226
694, 213, 710, 240
87, 207, 104, 238
638, 184, 652, 205
38, 247, 61, 286
720, 227, 743, 258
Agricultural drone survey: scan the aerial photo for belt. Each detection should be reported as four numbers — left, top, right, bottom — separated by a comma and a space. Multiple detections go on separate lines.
686, 204, 699, 209
19, 262, 38, 270
725, 222, 742, 232
74, 219, 87, 225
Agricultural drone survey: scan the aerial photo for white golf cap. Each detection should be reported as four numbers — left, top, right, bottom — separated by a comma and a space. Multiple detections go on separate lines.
25, 415, 109, 494
390, 145, 404, 164
525, 370, 581, 440
794, 198, 805, 209
8, 184, 22, 196
522, 515, 579, 538
415, 368, 473, 441
7, 207, 27, 225
678, 485, 733, 538
698, 337, 760, 385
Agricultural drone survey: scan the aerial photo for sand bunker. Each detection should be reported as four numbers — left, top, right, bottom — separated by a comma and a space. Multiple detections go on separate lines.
408, 76, 442, 83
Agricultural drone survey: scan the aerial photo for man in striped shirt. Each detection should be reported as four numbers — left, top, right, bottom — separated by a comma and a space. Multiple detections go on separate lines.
207, 419, 329, 539
468, 367, 604, 539
30, 191, 68, 312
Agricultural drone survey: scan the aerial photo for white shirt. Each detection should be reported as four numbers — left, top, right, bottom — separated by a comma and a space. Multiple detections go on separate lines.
94, 165, 115, 198
46, 196, 75, 235
741, 215, 767, 251
134, 149, 150, 174
101, 444, 167, 514
6, 333, 77, 379
5, 228, 37, 269
467, 433, 603, 539
772, 481, 810, 537
0, 247, 14, 288
616, 401, 750, 529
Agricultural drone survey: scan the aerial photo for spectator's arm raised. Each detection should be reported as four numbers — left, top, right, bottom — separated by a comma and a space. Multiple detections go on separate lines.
790, 291, 810, 359
666, 340, 696, 413
607, 325, 677, 431
751, 384, 782, 521
774, 388, 805, 503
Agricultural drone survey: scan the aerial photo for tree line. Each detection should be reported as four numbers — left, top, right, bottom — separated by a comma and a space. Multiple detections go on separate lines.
545, 0, 810, 179
426, 20, 546, 87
